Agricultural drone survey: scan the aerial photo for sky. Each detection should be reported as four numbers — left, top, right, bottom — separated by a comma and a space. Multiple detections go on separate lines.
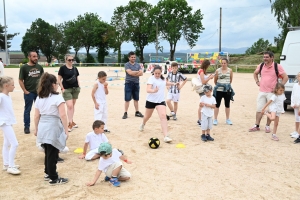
0, 0, 281, 53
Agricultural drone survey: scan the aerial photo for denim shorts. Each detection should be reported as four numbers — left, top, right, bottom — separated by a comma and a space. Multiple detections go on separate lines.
63, 87, 81, 101
124, 82, 140, 101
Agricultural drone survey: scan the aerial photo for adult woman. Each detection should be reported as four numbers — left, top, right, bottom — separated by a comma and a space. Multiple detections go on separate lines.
58, 55, 80, 132
139, 66, 178, 143
34, 73, 68, 185
213, 58, 234, 125
197, 60, 214, 126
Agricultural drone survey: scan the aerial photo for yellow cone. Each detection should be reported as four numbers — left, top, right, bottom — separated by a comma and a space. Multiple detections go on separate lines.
74, 148, 83, 153
176, 143, 186, 148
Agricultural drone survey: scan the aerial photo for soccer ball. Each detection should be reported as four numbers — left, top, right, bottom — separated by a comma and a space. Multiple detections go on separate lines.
148, 137, 160, 149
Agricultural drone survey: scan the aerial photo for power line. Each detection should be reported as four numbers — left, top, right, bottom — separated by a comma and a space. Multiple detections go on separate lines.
198, 29, 218, 40
223, 4, 270, 9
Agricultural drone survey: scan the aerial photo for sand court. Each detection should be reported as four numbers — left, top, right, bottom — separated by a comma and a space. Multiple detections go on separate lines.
0, 67, 299, 199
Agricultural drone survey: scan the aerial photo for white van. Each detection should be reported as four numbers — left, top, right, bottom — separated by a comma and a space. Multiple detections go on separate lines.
280, 27, 300, 110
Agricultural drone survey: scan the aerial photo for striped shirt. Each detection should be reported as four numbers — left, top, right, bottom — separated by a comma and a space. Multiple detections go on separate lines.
166, 72, 187, 94
216, 68, 231, 91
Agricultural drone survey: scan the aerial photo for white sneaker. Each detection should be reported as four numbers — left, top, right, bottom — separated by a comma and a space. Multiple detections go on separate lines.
7, 167, 21, 175
290, 131, 297, 136
164, 136, 172, 143
139, 124, 145, 132
3, 165, 20, 171
291, 132, 299, 138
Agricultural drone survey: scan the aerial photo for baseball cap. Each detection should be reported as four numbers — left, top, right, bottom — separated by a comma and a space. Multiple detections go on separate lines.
203, 84, 213, 93
98, 142, 112, 155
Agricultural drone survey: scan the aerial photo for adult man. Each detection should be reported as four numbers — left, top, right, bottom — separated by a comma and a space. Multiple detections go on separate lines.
249, 51, 288, 132
122, 51, 144, 119
0, 58, 4, 76
19, 51, 44, 134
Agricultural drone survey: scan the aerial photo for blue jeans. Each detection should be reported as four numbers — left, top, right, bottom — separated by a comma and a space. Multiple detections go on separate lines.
124, 82, 140, 101
23, 92, 37, 128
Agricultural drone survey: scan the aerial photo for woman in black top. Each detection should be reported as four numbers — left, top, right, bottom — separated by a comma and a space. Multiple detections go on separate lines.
58, 55, 80, 132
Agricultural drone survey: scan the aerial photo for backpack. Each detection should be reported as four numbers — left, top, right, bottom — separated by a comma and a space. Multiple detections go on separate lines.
259, 62, 279, 78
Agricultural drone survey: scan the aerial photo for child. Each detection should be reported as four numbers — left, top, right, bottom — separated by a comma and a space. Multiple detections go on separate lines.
78, 120, 109, 160
291, 73, 300, 142
34, 73, 69, 185
0, 76, 21, 175
166, 62, 187, 120
92, 71, 110, 133
199, 84, 216, 142
86, 142, 132, 187
261, 83, 286, 141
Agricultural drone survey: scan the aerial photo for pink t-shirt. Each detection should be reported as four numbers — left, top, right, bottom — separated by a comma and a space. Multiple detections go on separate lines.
254, 62, 285, 92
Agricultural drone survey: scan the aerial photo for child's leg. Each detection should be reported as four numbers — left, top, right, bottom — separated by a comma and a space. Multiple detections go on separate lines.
102, 103, 108, 130
273, 116, 280, 134
295, 107, 300, 131
156, 105, 168, 137
206, 117, 213, 135
142, 108, 155, 125
166, 99, 174, 113
198, 105, 201, 122
118, 167, 131, 181
174, 102, 178, 114
201, 113, 208, 133
2, 127, 9, 166
1, 125, 18, 167
85, 148, 101, 161
265, 112, 276, 121
44, 144, 59, 181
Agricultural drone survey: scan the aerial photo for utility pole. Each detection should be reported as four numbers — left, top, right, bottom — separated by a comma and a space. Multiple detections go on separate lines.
3, 0, 9, 64
219, 7, 222, 52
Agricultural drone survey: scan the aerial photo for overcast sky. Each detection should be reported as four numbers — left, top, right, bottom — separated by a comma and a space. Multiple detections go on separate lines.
0, 0, 280, 52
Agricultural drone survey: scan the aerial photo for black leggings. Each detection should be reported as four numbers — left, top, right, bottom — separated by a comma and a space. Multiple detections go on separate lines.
215, 91, 231, 108
43, 143, 59, 180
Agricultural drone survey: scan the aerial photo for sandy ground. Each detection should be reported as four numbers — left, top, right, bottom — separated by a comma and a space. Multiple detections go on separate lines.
0, 67, 299, 200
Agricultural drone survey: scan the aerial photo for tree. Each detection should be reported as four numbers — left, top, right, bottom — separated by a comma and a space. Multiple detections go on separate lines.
111, 6, 130, 63
0, 24, 19, 50
269, 0, 300, 50
50, 24, 71, 61
125, 0, 156, 63
64, 20, 84, 59
151, 0, 204, 61
245, 38, 272, 55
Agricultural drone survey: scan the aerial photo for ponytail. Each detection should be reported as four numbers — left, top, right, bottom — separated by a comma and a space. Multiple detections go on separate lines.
37, 72, 59, 98
0, 76, 13, 92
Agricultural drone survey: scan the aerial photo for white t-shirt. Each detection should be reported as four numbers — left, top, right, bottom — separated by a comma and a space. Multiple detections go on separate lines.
0, 62, 4, 76
291, 84, 300, 107
200, 95, 216, 117
35, 94, 65, 116
94, 81, 106, 103
146, 76, 166, 103
0, 93, 16, 126
98, 148, 122, 172
197, 69, 209, 84
269, 94, 286, 113
85, 131, 108, 150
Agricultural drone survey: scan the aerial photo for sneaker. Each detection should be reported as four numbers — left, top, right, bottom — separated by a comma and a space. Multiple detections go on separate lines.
72, 122, 78, 128
109, 177, 120, 187
135, 111, 144, 118
3, 165, 20, 171
201, 134, 207, 142
104, 176, 111, 182
57, 157, 64, 163
206, 134, 214, 141
213, 119, 218, 125
290, 131, 297, 136
24, 127, 30, 134
271, 134, 279, 141
104, 129, 111, 133
294, 137, 300, 144
68, 123, 73, 132
164, 136, 172, 143
49, 177, 69, 185
139, 124, 145, 132
226, 119, 233, 125
265, 126, 271, 133
197, 120, 201, 126
166, 115, 170, 120
173, 114, 177, 120
7, 167, 21, 175
249, 126, 260, 132
291, 132, 299, 138
122, 112, 128, 119
44, 174, 50, 181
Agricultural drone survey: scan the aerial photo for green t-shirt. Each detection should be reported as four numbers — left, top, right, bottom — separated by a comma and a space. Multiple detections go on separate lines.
19, 64, 44, 93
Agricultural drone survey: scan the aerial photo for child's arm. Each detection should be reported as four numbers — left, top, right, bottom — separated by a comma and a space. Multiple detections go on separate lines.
204, 103, 216, 109
86, 169, 102, 186
178, 79, 188, 90
104, 82, 108, 95
166, 81, 179, 87
120, 155, 133, 164
78, 143, 89, 159
91, 83, 99, 110
261, 100, 273, 113
34, 108, 41, 136
147, 84, 158, 93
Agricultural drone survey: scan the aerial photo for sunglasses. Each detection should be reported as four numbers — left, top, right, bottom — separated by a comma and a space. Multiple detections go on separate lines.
67, 59, 74, 62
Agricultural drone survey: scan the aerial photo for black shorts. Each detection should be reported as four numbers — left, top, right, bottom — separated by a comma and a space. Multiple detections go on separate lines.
145, 101, 166, 109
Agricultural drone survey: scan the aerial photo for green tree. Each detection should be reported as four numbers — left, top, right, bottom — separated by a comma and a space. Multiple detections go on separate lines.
0, 24, 19, 50
151, 0, 204, 61
50, 24, 71, 61
270, 0, 300, 51
64, 20, 84, 59
245, 38, 272, 55
111, 6, 130, 63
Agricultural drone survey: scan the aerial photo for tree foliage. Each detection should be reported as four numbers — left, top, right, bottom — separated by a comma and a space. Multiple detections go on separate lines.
245, 38, 272, 55
151, 0, 204, 60
0, 24, 19, 50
